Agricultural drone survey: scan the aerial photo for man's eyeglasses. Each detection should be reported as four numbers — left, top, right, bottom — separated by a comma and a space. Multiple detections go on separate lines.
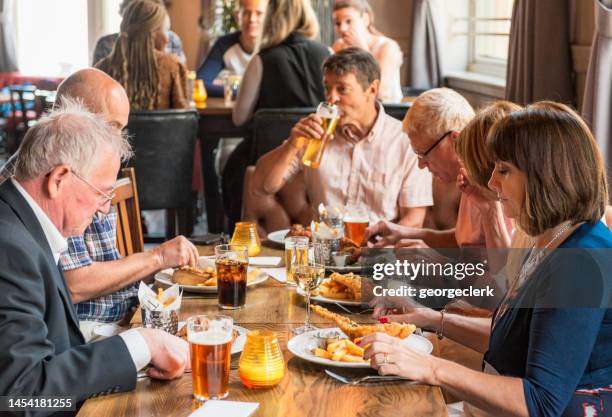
72, 170, 115, 207
416, 131, 453, 159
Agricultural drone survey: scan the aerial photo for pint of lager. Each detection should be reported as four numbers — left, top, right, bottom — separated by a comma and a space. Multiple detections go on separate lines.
344, 208, 369, 246
188, 315, 234, 402
302, 102, 339, 168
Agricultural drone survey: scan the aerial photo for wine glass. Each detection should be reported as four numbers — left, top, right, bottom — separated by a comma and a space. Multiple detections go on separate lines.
293, 243, 326, 335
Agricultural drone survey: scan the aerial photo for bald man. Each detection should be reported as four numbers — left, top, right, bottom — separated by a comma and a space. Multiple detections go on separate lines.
196, 0, 268, 96
0, 68, 199, 341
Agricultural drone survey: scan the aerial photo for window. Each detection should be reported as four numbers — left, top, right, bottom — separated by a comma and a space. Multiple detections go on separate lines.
467, 0, 513, 78
13, 0, 122, 77
444, 0, 513, 79
15, 0, 89, 77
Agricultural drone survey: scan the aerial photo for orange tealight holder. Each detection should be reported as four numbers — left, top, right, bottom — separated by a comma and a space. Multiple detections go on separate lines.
238, 330, 285, 389
193, 80, 207, 109
230, 222, 262, 257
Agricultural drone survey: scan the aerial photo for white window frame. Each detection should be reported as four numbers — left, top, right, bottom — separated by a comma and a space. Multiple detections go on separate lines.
464, 0, 512, 79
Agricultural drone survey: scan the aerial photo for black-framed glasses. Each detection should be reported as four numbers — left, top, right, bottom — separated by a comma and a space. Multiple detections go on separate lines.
72, 170, 115, 207
416, 131, 453, 159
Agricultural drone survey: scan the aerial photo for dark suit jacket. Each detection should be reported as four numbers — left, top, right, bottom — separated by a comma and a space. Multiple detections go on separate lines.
0, 181, 136, 416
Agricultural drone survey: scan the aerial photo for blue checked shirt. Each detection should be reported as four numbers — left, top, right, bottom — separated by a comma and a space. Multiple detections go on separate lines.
0, 157, 138, 323
59, 211, 139, 323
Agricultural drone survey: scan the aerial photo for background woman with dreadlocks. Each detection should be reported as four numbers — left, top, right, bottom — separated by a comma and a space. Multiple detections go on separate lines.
96, 0, 188, 110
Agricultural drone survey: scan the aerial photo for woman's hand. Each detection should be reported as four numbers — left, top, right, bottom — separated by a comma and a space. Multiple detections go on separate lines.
369, 294, 412, 319
359, 332, 439, 385
340, 28, 370, 51
376, 307, 441, 332
457, 169, 498, 214
370, 295, 441, 331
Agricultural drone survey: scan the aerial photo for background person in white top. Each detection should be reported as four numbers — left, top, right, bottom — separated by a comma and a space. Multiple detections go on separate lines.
332, 0, 404, 103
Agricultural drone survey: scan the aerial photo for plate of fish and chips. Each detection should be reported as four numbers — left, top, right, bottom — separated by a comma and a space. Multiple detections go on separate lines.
296, 272, 366, 306
154, 256, 268, 293
288, 306, 431, 368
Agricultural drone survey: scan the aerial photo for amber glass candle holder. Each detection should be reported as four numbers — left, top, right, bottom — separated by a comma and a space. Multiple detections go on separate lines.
230, 222, 262, 257
238, 330, 285, 389
193, 79, 207, 109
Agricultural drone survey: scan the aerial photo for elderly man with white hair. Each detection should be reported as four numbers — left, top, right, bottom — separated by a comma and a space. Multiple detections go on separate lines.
0, 101, 189, 405
366, 87, 495, 249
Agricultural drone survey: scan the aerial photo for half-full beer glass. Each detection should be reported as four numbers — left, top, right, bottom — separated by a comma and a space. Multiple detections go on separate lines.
302, 102, 339, 168
187, 314, 233, 401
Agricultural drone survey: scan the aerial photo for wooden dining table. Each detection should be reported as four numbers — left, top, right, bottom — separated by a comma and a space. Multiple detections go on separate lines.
77, 244, 449, 417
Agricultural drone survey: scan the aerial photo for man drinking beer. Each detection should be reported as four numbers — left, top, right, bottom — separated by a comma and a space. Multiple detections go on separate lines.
252, 48, 433, 228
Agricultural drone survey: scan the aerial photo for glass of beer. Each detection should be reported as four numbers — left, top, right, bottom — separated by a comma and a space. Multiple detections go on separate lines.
302, 102, 339, 169
344, 207, 369, 246
215, 244, 248, 309
284, 236, 309, 286
187, 314, 233, 402
293, 243, 326, 334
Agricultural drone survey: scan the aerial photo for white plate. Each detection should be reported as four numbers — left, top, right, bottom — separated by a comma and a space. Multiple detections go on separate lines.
296, 286, 362, 306
93, 323, 124, 338
267, 229, 290, 245
248, 256, 282, 267
287, 327, 432, 368
154, 256, 268, 293
231, 325, 248, 354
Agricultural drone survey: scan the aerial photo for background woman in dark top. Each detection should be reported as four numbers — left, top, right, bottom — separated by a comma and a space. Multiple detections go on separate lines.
360, 102, 612, 416
232, 0, 330, 125
224, 0, 331, 231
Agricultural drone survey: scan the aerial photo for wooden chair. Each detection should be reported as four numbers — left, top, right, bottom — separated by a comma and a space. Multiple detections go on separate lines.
125, 109, 199, 240
111, 167, 144, 257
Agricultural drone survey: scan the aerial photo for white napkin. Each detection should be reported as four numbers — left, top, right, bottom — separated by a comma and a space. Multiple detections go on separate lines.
310, 220, 344, 239
248, 256, 282, 267
138, 282, 182, 311
188, 400, 259, 417
260, 267, 286, 283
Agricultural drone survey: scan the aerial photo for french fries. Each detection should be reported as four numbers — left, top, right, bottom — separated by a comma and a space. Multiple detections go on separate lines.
156, 288, 176, 307
317, 279, 352, 300
313, 338, 368, 363
315, 273, 363, 301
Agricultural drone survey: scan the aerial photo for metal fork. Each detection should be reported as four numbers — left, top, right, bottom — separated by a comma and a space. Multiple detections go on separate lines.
325, 369, 413, 385
334, 302, 354, 314
334, 303, 374, 315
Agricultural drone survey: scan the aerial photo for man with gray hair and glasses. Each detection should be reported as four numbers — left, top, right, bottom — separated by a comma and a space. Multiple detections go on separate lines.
0, 101, 189, 406
0, 68, 199, 341
365, 87, 483, 248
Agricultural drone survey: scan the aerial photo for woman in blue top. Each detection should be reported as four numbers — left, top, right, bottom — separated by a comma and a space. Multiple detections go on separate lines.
360, 101, 612, 416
